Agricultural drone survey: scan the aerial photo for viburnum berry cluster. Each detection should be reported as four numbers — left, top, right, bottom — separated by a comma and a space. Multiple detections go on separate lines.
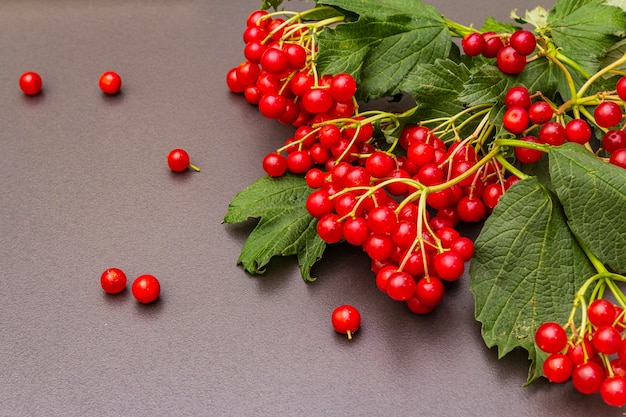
462, 29, 537, 75
225, 0, 626, 408
535, 262, 626, 407
499, 79, 626, 169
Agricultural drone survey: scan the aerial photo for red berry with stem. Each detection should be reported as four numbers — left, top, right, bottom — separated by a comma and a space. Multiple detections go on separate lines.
461, 32, 485, 56
572, 362, 606, 394
601, 377, 626, 407
617, 76, 626, 101
514, 136, 544, 164
99, 71, 122, 94
386, 271, 416, 301
456, 196, 486, 223
260, 48, 290, 75
343, 217, 370, 246
565, 119, 592, 144
602, 130, 626, 154
610, 148, 626, 169
505, 86, 531, 110
433, 251, 465, 281
167, 148, 200, 172
503, 107, 530, 134
100, 267, 127, 294
329, 73, 357, 102
538, 121, 566, 146
588, 299, 617, 328
131, 274, 161, 304
594, 101, 623, 128
415, 276, 445, 306
302, 88, 334, 114
317, 213, 344, 243
482, 32, 504, 58
528, 101, 554, 125
496, 45, 526, 75
262, 152, 287, 177
510, 29, 537, 56
535, 322, 568, 353
592, 325, 622, 354
543, 353, 573, 383
331, 304, 361, 340
19, 71, 43, 95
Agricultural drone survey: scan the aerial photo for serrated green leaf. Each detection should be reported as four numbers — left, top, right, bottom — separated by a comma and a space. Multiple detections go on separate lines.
315, 1, 451, 101
224, 174, 325, 281
470, 177, 595, 383
549, 143, 626, 273
511, 6, 550, 28
399, 59, 471, 121
459, 65, 513, 106
547, 0, 626, 75
480, 16, 521, 33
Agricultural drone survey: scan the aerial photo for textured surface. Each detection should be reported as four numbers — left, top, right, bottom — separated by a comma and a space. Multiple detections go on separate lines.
0, 0, 619, 416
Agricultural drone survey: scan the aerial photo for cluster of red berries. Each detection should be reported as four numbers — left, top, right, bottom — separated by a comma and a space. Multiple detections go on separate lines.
100, 267, 161, 304
502, 82, 626, 169
18, 70, 123, 95
535, 299, 626, 407
226, 10, 358, 128
462, 29, 537, 75
302, 122, 522, 313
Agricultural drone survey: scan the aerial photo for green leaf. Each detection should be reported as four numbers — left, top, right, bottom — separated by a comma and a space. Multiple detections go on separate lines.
547, 0, 626, 75
224, 174, 326, 281
315, 1, 451, 101
459, 65, 512, 106
399, 59, 471, 120
470, 177, 595, 383
549, 143, 626, 273
511, 5, 550, 28
480, 16, 521, 34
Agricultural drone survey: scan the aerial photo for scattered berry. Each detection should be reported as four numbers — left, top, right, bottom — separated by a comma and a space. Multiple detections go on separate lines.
98, 71, 122, 94
19, 71, 43, 95
100, 267, 127, 294
131, 274, 161, 304
167, 148, 200, 172
331, 304, 361, 340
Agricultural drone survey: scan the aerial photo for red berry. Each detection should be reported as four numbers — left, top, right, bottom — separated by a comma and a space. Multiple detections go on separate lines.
329, 73, 357, 102
433, 251, 464, 281
610, 148, 626, 169
167, 148, 199, 172
565, 119, 592, 144
19, 71, 43, 95
528, 101, 554, 124
543, 353, 573, 383
415, 276, 445, 306
482, 32, 504, 58
302, 88, 334, 114
386, 271, 416, 301
538, 122, 566, 146
594, 101, 623, 128
99, 71, 122, 94
456, 197, 486, 222
317, 213, 344, 243
331, 305, 361, 339
514, 136, 544, 164
504, 86, 531, 110
503, 107, 530, 134
601, 377, 626, 407
100, 267, 127, 294
496, 46, 526, 75
617, 76, 626, 101
461, 32, 485, 56
535, 322, 568, 353
602, 129, 626, 154
587, 299, 617, 328
592, 325, 622, 355
262, 152, 287, 177
572, 362, 605, 394
260, 48, 289, 75
509, 30, 537, 56
131, 274, 161, 304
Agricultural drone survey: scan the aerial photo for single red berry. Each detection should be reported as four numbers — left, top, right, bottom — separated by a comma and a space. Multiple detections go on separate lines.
262, 152, 287, 177
610, 148, 626, 169
572, 362, 606, 394
588, 299, 617, 328
386, 271, 416, 301
329, 73, 357, 102
543, 353, 573, 383
503, 107, 530, 134
433, 251, 464, 281
514, 136, 544, 164
594, 101, 623, 128
99, 71, 122, 94
331, 304, 361, 339
601, 377, 626, 407
496, 46, 526, 75
565, 119, 592, 144
461, 32, 485, 56
617, 76, 626, 101
167, 148, 199, 172
317, 213, 344, 243
535, 322, 568, 353
19, 71, 43, 95
481, 32, 504, 58
456, 196, 486, 223
100, 267, 127, 294
131, 274, 161, 304
504, 86, 531, 110
528, 101, 554, 125
415, 276, 445, 306
538, 122, 566, 146
602, 130, 626, 154
509, 30, 537, 56
592, 325, 622, 355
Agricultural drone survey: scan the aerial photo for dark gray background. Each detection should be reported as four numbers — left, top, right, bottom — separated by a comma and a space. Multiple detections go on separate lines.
1, 0, 619, 416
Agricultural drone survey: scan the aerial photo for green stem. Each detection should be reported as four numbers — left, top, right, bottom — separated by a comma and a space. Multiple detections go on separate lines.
578, 52, 626, 98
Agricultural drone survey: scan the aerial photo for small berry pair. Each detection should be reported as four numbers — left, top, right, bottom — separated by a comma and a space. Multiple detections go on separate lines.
18, 70, 122, 96
100, 267, 160, 304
